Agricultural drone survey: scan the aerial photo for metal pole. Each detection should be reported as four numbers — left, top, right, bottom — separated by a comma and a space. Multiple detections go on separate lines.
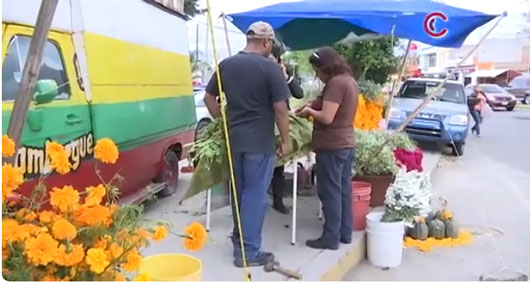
6, 0, 59, 163
221, 13, 233, 56
291, 159, 298, 245
206, 189, 211, 232
384, 39, 412, 128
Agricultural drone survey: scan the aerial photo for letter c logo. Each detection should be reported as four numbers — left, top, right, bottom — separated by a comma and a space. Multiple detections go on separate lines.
424, 12, 448, 38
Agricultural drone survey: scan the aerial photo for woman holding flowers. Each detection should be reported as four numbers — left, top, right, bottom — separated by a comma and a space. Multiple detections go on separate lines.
296, 47, 359, 250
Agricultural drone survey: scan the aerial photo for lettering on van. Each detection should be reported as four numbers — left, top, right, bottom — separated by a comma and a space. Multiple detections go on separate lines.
14, 133, 94, 178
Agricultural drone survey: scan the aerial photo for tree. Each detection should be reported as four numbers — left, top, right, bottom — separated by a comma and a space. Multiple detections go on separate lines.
334, 37, 398, 84
282, 50, 315, 76
183, 0, 204, 19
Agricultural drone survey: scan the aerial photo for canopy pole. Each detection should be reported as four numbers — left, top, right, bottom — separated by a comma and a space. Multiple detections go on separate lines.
6, 0, 59, 163
384, 39, 412, 129
221, 13, 233, 56
359, 12, 507, 173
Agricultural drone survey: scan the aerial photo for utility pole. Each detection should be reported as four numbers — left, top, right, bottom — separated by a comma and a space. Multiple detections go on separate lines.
6, 0, 59, 163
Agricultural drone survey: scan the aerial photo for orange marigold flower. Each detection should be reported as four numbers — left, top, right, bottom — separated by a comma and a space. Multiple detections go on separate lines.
50, 186, 79, 212
74, 204, 111, 226
2, 247, 9, 260
15, 208, 37, 222
38, 210, 58, 224
183, 222, 207, 251
442, 210, 453, 220
2, 135, 16, 158
85, 184, 106, 206
122, 249, 142, 272
41, 274, 59, 281
24, 233, 59, 266
152, 226, 168, 242
135, 228, 149, 239
2, 219, 26, 247
94, 138, 119, 164
85, 248, 110, 274
109, 242, 124, 259
115, 273, 126, 281
19, 224, 40, 240
93, 235, 112, 249
55, 244, 84, 266
52, 219, 77, 241
134, 272, 151, 281
46, 141, 71, 175
2, 164, 24, 200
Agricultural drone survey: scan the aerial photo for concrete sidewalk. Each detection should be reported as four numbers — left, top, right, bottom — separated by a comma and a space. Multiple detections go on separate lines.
142, 150, 441, 281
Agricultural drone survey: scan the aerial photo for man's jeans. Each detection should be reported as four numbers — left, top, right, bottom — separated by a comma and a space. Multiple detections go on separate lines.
315, 148, 356, 244
230, 152, 275, 260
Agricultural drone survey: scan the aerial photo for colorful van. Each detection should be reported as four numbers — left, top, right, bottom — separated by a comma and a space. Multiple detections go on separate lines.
2, 0, 196, 203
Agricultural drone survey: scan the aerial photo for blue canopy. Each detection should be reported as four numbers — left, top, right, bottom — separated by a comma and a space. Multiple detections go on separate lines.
227, 0, 498, 50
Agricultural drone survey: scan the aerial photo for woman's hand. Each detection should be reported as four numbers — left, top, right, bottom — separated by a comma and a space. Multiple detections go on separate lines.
280, 63, 289, 80
296, 106, 312, 118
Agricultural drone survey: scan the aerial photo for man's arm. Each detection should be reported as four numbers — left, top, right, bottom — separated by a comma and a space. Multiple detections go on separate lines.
204, 93, 221, 118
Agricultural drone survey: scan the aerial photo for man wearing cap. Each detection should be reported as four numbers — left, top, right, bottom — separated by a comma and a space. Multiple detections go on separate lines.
204, 21, 291, 267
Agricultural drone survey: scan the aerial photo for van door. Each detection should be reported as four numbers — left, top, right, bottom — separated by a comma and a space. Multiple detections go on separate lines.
2, 24, 93, 176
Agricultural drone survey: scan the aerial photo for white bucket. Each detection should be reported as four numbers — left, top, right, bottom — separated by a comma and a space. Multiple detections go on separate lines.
366, 211, 404, 268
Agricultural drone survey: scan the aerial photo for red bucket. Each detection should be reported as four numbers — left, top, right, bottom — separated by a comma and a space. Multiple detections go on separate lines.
351, 181, 372, 231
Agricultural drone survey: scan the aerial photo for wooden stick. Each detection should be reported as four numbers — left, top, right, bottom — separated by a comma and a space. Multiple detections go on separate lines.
6, 0, 59, 163
358, 13, 506, 173
384, 39, 412, 128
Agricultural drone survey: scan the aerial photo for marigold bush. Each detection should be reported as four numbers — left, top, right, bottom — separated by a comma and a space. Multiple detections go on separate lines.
1, 135, 208, 281
354, 95, 384, 131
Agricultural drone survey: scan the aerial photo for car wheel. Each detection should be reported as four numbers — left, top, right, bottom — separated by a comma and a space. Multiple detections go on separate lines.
507, 105, 515, 111
524, 95, 530, 105
154, 150, 180, 198
451, 142, 465, 156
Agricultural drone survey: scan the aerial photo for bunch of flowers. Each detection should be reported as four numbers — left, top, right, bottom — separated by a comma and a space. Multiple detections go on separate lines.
393, 147, 423, 172
2, 135, 207, 281
354, 95, 384, 131
382, 167, 432, 225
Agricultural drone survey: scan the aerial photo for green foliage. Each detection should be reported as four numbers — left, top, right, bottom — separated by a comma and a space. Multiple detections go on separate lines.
334, 37, 398, 84
354, 130, 416, 176
183, 0, 203, 19
358, 80, 383, 102
283, 50, 315, 76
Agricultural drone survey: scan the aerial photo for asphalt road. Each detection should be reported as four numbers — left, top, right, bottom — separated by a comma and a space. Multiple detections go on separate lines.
471, 104, 530, 173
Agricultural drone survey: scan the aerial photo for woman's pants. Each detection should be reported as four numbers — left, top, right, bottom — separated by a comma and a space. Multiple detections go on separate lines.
470, 108, 481, 135
315, 148, 355, 244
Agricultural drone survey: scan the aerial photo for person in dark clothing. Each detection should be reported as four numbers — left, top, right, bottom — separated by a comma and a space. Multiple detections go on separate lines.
204, 21, 290, 268
269, 45, 304, 214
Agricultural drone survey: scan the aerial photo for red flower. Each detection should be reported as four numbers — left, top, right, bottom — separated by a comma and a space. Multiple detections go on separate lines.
394, 147, 423, 172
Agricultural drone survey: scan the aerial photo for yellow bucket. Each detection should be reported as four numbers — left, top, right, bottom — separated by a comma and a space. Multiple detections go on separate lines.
139, 254, 202, 281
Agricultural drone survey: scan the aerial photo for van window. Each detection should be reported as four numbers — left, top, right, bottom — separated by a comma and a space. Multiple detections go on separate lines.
2, 35, 70, 101
400, 80, 466, 104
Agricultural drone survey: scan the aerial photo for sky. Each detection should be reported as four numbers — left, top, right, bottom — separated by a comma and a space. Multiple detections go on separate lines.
188, 0, 530, 64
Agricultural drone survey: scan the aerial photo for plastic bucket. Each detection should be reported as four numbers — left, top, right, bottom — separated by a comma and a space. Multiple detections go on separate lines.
366, 211, 404, 268
139, 254, 202, 281
351, 181, 371, 231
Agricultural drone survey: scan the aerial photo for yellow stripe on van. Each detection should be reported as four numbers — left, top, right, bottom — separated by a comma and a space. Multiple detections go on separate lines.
84, 32, 193, 104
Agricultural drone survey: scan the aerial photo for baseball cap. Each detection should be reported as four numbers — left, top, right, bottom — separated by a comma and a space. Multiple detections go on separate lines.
246, 21, 276, 40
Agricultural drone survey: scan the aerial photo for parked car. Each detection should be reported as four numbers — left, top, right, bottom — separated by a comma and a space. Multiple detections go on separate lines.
193, 86, 212, 140
505, 74, 530, 105
387, 78, 469, 156
465, 84, 517, 111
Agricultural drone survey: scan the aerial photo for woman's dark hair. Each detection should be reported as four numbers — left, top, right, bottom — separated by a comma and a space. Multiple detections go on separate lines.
271, 44, 284, 63
309, 47, 352, 78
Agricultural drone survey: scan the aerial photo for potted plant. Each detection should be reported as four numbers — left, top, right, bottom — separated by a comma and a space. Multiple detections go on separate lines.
366, 167, 432, 268
353, 130, 416, 207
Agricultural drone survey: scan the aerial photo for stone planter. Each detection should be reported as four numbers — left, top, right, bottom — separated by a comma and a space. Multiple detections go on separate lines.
353, 175, 394, 207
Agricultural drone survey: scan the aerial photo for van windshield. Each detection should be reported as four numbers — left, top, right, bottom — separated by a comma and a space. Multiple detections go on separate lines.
399, 81, 466, 104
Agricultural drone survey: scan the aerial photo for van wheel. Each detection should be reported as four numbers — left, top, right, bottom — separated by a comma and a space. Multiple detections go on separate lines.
155, 150, 179, 198
451, 143, 465, 156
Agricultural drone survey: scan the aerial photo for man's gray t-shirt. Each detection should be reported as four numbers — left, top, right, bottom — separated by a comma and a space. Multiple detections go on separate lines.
206, 51, 290, 155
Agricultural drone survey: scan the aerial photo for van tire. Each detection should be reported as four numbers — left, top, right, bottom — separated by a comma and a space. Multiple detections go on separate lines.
155, 150, 180, 198
524, 94, 530, 105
